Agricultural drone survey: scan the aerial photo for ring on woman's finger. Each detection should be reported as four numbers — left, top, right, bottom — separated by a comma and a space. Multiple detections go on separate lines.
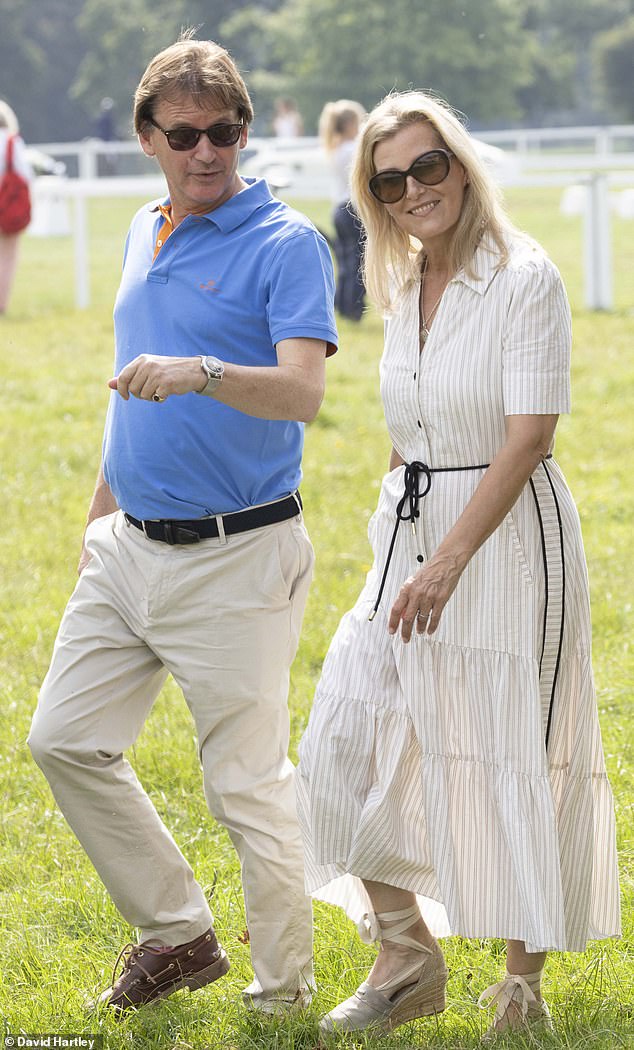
417, 610, 430, 621
152, 392, 166, 402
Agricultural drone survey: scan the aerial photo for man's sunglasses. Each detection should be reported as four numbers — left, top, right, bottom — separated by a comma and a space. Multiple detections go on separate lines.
369, 149, 454, 204
149, 120, 244, 152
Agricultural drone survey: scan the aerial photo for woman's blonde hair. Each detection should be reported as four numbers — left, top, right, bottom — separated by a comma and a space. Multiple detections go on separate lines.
350, 90, 517, 312
0, 100, 19, 134
319, 100, 366, 152
133, 32, 254, 134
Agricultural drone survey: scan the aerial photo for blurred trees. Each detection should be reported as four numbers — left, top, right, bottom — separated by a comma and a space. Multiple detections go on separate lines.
596, 16, 634, 119
0, 0, 88, 140
237, 0, 535, 129
0, 0, 632, 142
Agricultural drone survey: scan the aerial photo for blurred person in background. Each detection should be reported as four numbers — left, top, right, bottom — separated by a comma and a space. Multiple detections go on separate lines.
319, 100, 366, 321
298, 89, 620, 1039
95, 96, 118, 174
95, 96, 116, 142
272, 96, 304, 138
0, 99, 32, 313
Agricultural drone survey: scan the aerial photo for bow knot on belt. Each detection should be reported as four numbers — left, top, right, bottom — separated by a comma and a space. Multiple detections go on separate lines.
368, 459, 489, 621
396, 461, 432, 527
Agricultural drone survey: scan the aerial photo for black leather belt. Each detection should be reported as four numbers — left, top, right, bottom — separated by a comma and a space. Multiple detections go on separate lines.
124, 492, 302, 545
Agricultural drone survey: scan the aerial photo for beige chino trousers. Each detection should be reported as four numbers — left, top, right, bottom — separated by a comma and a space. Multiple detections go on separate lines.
29, 509, 315, 1003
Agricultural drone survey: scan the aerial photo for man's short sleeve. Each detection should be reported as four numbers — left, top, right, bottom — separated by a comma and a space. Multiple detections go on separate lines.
265, 229, 338, 354
502, 257, 572, 415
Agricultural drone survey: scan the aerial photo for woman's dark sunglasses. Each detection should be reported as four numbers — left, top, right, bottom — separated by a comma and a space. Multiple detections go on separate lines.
369, 149, 454, 204
149, 119, 244, 152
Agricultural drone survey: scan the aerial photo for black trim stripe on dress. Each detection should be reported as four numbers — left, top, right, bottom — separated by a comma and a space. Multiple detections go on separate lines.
529, 459, 566, 750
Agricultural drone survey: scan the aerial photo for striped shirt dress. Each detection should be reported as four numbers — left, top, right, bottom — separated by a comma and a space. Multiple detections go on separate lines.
296, 234, 621, 953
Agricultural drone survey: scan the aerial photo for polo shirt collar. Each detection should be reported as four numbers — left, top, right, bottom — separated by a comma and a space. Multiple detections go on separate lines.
148, 177, 273, 234
453, 231, 502, 295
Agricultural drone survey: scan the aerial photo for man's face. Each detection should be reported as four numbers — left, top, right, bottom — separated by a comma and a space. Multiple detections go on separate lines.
139, 93, 249, 222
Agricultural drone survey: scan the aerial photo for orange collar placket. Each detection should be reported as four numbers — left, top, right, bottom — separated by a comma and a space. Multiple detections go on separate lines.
153, 204, 174, 259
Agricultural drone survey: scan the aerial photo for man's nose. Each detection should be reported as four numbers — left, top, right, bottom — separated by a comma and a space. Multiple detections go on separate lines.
193, 132, 218, 161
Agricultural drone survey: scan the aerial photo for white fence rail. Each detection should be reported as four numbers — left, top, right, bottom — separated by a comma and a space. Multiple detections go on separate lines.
28, 128, 634, 311
474, 124, 634, 153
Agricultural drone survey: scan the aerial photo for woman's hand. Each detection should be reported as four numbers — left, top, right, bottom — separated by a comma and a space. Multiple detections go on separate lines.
388, 550, 467, 642
387, 417, 559, 643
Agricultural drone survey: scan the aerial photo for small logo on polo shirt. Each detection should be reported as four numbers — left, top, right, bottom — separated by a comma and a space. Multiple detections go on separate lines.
199, 278, 221, 292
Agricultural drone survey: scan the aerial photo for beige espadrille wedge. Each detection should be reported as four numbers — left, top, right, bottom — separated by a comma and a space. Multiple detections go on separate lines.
319, 904, 448, 1034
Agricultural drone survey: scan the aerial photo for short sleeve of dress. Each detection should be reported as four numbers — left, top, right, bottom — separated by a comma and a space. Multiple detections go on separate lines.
502, 255, 572, 415
266, 229, 338, 355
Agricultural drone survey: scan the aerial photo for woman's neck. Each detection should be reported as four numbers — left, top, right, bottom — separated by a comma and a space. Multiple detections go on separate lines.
423, 249, 451, 279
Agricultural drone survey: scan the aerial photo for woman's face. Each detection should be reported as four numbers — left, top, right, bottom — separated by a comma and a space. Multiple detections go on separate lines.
372, 121, 468, 254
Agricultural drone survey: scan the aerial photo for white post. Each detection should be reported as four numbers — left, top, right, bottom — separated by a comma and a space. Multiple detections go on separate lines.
583, 174, 612, 310
78, 141, 98, 180
74, 193, 90, 309
595, 127, 610, 155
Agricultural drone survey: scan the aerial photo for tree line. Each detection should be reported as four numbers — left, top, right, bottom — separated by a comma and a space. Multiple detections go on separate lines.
1, 0, 633, 144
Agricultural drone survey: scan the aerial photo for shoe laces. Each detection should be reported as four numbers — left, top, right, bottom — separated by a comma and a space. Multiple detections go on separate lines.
111, 942, 162, 987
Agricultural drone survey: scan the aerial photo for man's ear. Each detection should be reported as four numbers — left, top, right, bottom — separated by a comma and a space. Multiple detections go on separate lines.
239, 124, 249, 151
138, 126, 156, 158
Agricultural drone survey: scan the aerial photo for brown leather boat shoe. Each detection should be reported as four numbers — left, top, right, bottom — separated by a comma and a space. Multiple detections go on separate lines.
94, 927, 230, 1011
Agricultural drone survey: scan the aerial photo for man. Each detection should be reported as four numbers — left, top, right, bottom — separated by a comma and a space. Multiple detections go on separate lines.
28, 34, 337, 1015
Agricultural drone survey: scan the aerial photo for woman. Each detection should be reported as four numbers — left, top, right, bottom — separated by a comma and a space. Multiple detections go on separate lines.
297, 91, 620, 1038
319, 99, 366, 321
0, 99, 32, 313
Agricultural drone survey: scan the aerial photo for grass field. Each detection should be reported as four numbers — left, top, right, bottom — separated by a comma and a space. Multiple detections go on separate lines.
0, 188, 633, 1049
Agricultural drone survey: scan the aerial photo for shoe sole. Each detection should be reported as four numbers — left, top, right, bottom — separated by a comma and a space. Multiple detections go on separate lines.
385, 992, 446, 1030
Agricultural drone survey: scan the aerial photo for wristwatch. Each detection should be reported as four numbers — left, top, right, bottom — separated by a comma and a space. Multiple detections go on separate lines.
198, 355, 225, 397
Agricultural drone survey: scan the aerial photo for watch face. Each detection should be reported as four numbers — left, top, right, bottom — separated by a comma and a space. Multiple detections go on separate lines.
204, 356, 223, 378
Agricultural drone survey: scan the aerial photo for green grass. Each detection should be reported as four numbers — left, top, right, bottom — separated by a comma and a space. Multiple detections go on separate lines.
0, 191, 632, 1048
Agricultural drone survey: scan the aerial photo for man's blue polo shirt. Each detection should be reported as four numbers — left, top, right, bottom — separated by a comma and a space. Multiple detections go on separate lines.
103, 178, 337, 520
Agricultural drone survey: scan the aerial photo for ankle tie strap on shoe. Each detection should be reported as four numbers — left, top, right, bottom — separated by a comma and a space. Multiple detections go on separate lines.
478, 972, 539, 1021
357, 905, 429, 952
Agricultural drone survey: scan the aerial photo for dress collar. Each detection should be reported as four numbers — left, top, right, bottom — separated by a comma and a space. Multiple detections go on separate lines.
452, 231, 503, 295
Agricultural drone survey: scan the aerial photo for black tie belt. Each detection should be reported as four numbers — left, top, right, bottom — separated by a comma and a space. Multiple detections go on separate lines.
368, 455, 553, 620
368, 460, 489, 621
